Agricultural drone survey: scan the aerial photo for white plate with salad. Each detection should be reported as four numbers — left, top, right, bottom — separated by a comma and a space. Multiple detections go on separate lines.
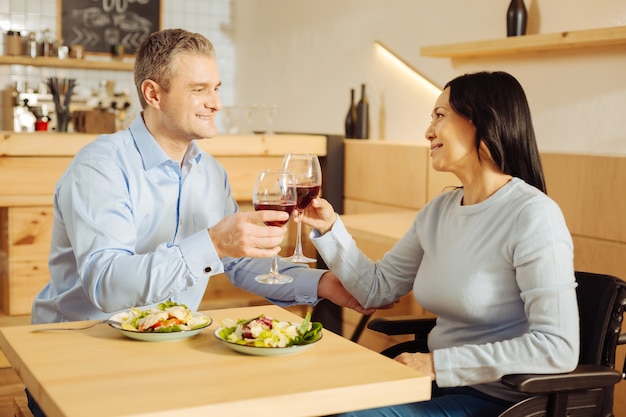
214, 312, 323, 356
108, 301, 212, 342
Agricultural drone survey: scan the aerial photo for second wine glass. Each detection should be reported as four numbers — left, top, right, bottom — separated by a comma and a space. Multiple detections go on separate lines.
281, 154, 322, 263
252, 169, 297, 284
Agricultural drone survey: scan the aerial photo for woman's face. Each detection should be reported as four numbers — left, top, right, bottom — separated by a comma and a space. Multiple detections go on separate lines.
425, 87, 478, 175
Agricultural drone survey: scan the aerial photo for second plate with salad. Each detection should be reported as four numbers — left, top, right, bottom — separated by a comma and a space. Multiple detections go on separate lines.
214, 312, 323, 356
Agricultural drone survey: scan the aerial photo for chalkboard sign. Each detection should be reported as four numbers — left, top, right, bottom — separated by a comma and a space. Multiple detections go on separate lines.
58, 0, 162, 56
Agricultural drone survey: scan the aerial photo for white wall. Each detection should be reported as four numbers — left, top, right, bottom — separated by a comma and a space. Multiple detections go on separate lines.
3, 0, 625, 155
231, 0, 626, 155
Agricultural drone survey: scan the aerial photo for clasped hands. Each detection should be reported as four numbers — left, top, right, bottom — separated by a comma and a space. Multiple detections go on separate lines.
207, 209, 377, 315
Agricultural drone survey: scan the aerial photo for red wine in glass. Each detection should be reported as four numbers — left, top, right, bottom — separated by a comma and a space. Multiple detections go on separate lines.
252, 169, 297, 284
254, 202, 296, 226
296, 184, 321, 211
281, 154, 322, 263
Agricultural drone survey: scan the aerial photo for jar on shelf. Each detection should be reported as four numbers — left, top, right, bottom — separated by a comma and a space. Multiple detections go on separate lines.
27, 32, 38, 58
40, 29, 55, 57
5, 30, 23, 56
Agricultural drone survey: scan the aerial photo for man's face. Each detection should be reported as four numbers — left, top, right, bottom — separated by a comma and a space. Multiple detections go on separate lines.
156, 53, 222, 141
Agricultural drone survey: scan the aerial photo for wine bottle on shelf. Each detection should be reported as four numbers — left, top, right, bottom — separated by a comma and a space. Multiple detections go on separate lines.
355, 83, 369, 139
506, 0, 527, 37
344, 88, 357, 138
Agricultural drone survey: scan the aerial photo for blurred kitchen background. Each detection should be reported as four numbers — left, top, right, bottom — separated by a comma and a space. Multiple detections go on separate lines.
1, 0, 625, 154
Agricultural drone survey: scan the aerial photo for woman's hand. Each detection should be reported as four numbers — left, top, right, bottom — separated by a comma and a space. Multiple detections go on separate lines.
394, 352, 436, 380
301, 198, 338, 235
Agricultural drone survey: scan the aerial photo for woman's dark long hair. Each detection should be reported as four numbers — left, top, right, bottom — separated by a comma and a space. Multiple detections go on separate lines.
445, 71, 546, 193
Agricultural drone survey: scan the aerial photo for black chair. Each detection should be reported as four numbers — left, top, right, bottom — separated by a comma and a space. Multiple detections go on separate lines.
367, 271, 626, 417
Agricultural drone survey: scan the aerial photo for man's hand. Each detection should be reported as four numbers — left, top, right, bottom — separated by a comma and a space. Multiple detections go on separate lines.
317, 271, 377, 315
208, 211, 290, 258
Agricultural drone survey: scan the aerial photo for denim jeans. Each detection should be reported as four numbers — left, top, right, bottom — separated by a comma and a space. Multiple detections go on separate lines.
332, 384, 514, 417
25, 388, 47, 417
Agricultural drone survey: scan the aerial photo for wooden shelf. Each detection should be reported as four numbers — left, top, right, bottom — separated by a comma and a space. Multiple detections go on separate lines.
421, 25, 626, 58
0, 55, 134, 71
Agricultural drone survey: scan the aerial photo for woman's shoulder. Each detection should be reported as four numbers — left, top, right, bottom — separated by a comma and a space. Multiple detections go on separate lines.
508, 178, 560, 209
507, 178, 568, 228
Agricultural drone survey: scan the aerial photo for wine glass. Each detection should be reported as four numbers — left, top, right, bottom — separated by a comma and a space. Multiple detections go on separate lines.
264, 104, 277, 135
281, 154, 322, 263
252, 169, 297, 284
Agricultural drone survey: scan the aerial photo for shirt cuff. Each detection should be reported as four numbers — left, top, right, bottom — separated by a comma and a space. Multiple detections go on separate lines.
433, 349, 456, 387
178, 229, 224, 278
293, 268, 324, 304
265, 267, 325, 306
309, 213, 341, 239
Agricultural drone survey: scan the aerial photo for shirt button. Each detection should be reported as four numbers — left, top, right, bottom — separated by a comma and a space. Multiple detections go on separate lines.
204, 266, 212, 273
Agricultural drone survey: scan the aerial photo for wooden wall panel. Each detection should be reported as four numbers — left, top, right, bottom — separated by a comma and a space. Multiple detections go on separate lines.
218, 156, 283, 202
0, 157, 70, 196
542, 153, 626, 242
343, 140, 459, 214
343, 140, 429, 210
2, 207, 52, 315
572, 237, 626, 278
197, 134, 328, 157
343, 199, 415, 215
427, 164, 461, 201
0, 208, 8, 315
6, 261, 48, 316
7, 207, 52, 263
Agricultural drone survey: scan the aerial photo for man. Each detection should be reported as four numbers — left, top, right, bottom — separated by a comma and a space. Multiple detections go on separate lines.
31, 28, 371, 324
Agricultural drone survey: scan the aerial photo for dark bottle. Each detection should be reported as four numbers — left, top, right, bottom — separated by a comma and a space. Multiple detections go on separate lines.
507, 0, 527, 37
344, 88, 357, 138
355, 83, 369, 139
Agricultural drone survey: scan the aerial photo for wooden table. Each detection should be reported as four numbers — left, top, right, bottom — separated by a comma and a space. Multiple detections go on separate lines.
0, 305, 431, 417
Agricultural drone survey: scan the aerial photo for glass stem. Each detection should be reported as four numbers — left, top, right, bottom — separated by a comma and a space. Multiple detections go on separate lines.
293, 210, 305, 256
270, 255, 280, 277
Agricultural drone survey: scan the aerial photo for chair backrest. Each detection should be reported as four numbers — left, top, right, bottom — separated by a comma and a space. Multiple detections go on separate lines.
575, 271, 626, 368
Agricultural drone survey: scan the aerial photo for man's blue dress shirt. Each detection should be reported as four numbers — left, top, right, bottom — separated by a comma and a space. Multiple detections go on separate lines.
32, 115, 323, 324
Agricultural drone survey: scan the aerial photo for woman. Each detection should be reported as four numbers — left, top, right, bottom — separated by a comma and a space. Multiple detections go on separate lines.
305, 71, 580, 417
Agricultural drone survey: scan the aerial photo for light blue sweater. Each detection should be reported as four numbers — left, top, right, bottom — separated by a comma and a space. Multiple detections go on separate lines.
312, 178, 579, 401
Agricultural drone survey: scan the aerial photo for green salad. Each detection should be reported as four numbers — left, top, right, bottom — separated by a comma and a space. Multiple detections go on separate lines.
217, 311, 322, 347
119, 301, 210, 333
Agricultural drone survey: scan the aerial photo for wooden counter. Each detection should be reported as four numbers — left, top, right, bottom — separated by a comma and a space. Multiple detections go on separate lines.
0, 131, 327, 315
0, 131, 327, 203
